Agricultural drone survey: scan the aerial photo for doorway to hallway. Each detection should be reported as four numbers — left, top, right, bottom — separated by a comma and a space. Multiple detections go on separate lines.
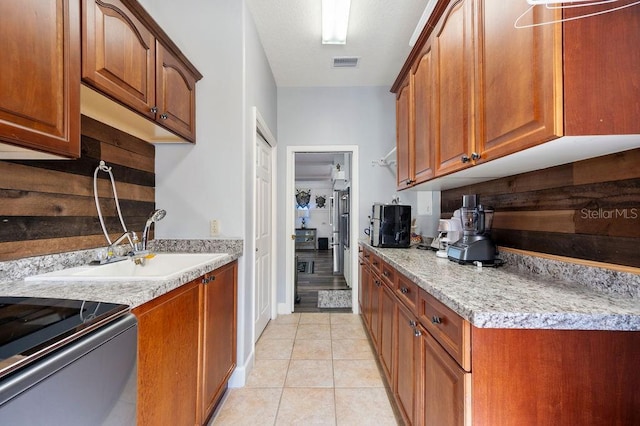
285, 145, 359, 315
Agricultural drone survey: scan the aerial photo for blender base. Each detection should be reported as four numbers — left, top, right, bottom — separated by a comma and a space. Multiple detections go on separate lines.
447, 237, 497, 264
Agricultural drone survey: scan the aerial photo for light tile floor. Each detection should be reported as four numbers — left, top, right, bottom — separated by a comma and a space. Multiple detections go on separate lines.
210, 313, 400, 426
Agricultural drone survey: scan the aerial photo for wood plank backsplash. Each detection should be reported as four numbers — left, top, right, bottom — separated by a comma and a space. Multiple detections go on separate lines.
0, 116, 155, 261
441, 148, 640, 268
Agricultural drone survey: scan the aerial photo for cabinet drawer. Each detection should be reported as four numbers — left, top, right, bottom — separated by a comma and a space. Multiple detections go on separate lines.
395, 273, 418, 313
370, 253, 382, 275
362, 247, 373, 265
380, 262, 396, 288
418, 291, 471, 371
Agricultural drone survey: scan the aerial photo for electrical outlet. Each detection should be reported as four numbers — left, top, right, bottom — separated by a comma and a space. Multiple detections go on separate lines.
210, 220, 219, 236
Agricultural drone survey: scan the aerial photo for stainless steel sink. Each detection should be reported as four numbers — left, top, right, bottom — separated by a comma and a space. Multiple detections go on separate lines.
25, 253, 226, 282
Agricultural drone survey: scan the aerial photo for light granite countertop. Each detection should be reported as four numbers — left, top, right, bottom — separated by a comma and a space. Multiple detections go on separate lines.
0, 239, 243, 309
363, 243, 640, 331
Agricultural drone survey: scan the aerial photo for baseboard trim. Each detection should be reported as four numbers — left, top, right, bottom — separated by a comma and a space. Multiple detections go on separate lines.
228, 349, 254, 388
277, 302, 291, 315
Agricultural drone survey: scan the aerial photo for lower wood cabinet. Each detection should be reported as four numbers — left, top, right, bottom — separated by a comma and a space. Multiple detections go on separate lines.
395, 302, 419, 425
379, 283, 395, 383
419, 323, 471, 426
369, 272, 382, 348
134, 279, 200, 426
133, 260, 238, 426
359, 246, 640, 425
198, 261, 238, 424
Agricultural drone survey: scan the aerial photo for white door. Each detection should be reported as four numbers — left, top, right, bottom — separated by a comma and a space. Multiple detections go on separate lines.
255, 133, 272, 339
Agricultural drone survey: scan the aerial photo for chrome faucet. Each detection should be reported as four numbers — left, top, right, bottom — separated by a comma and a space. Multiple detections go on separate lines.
142, 209, 166, 251
99, 231, 140, 264
94, 209, 166, 265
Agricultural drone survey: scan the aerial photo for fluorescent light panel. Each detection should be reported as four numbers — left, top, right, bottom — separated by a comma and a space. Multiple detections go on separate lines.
322, 0, 351, 44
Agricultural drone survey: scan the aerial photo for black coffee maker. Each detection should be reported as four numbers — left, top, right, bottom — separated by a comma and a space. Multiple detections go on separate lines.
447, 194, 497, 264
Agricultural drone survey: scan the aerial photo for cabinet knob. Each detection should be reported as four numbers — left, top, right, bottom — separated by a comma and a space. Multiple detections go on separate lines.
383, 271, 390, 277
405, 179, 415, 185
160, 113, 168, 120
409, 320, 417, 327
414, 328, 422, 337
431, 315, 442, 324
400, 287, 409, 294
461, 154, 471, 163
471, 152, 481, 161
375, 280, 381, 287
150, 106, 158, 113
201, 275, 216, 284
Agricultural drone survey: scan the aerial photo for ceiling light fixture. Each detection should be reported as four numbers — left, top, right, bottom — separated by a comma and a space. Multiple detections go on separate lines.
322, 0, 351, 45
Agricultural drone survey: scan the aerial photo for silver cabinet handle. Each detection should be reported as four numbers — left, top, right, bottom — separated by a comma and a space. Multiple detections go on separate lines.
431, 315, 442, 325
461, 154, 471, 163
160, 113, 168, 120
414, 328, 422, 337
409, 320, 417, 327
471, 152, 481, 160
400, 287, 409, 294
150, 106, 158, 113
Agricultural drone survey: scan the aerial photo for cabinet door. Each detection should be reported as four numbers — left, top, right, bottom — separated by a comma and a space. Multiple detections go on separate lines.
396, 79, 412, 189
369, 273, 382, 349
82, 0, 156, 119
395, 302, 418, 425
411, 38, 435, 185
200, 261, 238, 423
134, 280, 200, 426
419, 325, 471, 426
156, 42, 198, 142
433, 0, 475, 177
475, 1, 561, 163
0, 0, 80, 158
379, 284, 395, 383
358, 254, 367, 315
360, 261, 372, 332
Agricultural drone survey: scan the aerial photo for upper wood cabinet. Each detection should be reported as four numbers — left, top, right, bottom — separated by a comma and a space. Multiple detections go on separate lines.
433, 0, 475, 177
411, 38, 436, 185
396, 78, 412, 189
474, 1, 562, 164
392, 0, 640, 188
82, 0, 202, 142
82, 0, 156, 119
156, 43, 198, 141
0, 0, 80, 158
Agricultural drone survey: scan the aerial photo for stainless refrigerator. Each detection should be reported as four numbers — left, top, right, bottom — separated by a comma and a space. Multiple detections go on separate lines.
331, 189, 349, 275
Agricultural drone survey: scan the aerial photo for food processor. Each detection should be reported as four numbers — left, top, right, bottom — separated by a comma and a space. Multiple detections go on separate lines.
447, 194, 497, 264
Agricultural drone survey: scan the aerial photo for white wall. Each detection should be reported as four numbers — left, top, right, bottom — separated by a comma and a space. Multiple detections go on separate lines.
137, 0, 277, 385
277, 86, 416, 303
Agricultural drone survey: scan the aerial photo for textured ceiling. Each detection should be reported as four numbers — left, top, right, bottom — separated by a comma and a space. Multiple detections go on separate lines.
246, 0, 429, 87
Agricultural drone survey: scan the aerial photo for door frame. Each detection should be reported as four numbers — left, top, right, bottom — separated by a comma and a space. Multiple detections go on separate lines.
285, 145, 360, 314
251, 107, 277, 341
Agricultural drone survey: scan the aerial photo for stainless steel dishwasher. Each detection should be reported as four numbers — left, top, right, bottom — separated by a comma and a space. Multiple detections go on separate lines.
0, 297, 137, 425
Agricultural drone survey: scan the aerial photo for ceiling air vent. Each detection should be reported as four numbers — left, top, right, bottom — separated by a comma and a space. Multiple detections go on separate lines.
332, 56, 359, 68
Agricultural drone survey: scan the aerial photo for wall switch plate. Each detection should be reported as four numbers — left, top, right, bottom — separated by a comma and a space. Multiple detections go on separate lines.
210, 220, 219, 236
